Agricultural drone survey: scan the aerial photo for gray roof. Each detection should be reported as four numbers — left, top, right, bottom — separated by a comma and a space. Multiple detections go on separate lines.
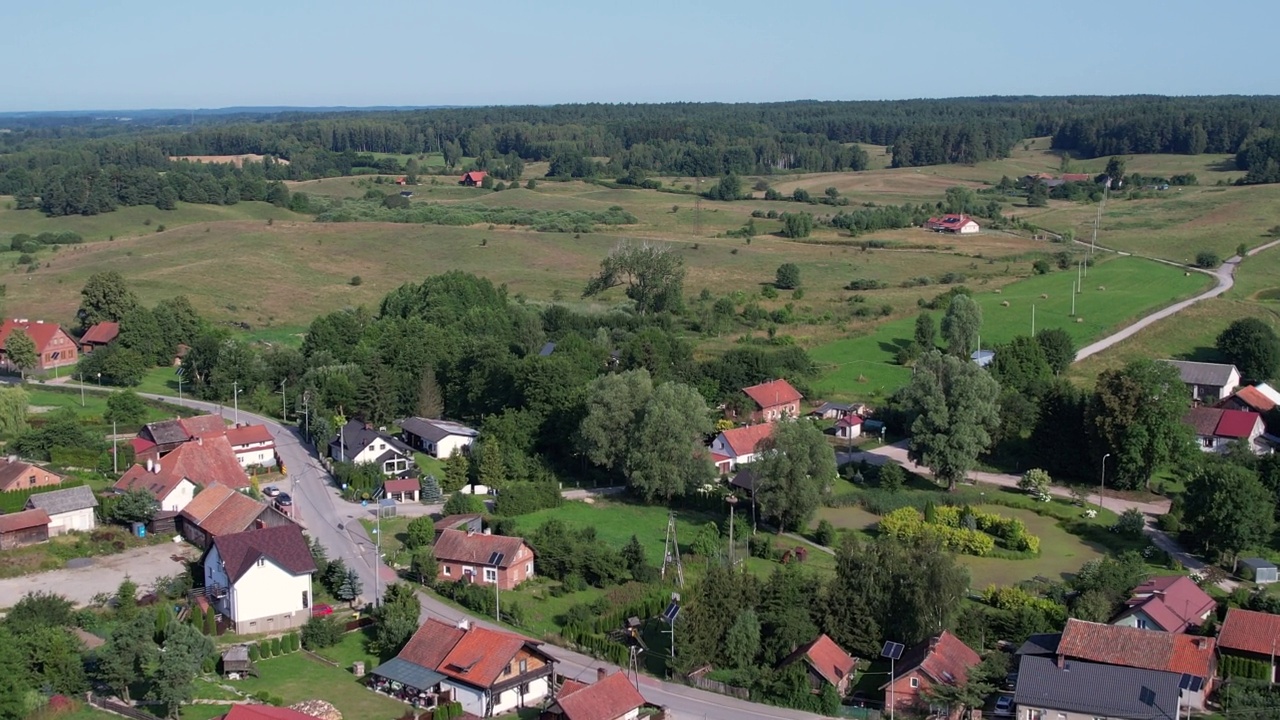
729, 468, 756, 492
1161, 359, 1239, 387
1241, 557, 1277, 570
396, 417, 478, 444
811, 402, 851, 415
25, 485, 98, 514
144, 419, 190, 446
1014, 654, 1180, 720
330, 420, 413, 460
371, 657, 446, 690
1016, 633, 1060, 657
538, 342, 556, 357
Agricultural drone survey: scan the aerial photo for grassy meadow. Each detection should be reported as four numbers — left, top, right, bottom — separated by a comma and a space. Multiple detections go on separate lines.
0, 198, 303, 244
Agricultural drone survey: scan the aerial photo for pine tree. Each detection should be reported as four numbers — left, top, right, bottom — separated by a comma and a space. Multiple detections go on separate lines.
420, 474, 444, 503
203, 606, 217, 636
442, 451, 471, 492
477, 438, 505, 490
416, 366, 444, 418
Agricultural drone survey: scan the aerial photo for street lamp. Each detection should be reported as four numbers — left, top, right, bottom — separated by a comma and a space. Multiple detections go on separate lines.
881, 641, 904, 720
726, 495, 738, 568
96, 372, 101, 387
232, 381, 241, 425
1099, 453, 1112, 509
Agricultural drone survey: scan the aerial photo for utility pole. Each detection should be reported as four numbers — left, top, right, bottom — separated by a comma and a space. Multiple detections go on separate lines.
1071, 281, 1076, 317
112, 420, 118, 474
79, 374, 85, 407
1031, 304, 1036, 336
301, 391, 311, 442
279, 379, 287, 421
726, 495, 738, 569
177, 374, 183, 403
232, 381, 240, 425
1099, 453, 1111, 509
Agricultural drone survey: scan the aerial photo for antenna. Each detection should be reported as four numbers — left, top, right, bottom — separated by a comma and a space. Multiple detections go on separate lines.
661, 512, 684, 588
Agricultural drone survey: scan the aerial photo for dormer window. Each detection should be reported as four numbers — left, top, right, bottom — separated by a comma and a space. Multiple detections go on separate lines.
257, 557, 266, 567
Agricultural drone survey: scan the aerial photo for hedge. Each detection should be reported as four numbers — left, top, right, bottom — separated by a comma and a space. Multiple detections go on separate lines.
1222, 654, 1271, 680
878, 506, 1041, 556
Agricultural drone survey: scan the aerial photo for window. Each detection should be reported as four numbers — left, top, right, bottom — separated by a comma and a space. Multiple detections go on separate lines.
909, 677, 919, 689
484, 568, 498, 583
257, 557, 266, 566
302, 591, 309, 608
1202, 437, 1214, 448
28, 475, 35, 486
505, 662, 513, 676
519, 659, 527, 674
1136, 618, 1148, 629
526, 563, 533, 576
443, 565, 451, 576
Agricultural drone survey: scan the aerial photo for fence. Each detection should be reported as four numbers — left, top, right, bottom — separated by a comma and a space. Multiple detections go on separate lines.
683, 668, 750, 701
85, 693, 165, 720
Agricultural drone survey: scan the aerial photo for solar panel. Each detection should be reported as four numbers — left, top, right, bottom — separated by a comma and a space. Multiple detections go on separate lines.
488, 552, 505, 566
880, 641, 904, 660
662, 602, 680, 622
1139, 686, 1156, 707
1179, 674, 1204, 693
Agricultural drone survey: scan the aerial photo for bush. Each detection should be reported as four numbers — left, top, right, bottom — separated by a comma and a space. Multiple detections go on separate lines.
350, 275, 363, 286
1017, 468, 1051, 497
301, 616, 343, 649
814, 519, 836, 546
271, 637, 283, 656
846, 278, 889, 291
1194, 250, 1221, 269
443, 492, 486, 516
248, 644, 260, 662
1032, 259, 1051, 274
748, 534, 774, 560
493, 481, 562, 516
775, 263, 801, 289
1115, 507, 1146, 537
877, 462, 905, 492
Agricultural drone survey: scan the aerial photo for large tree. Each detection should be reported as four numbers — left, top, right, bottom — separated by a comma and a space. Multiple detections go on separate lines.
78, 271, 140, 330
582, 242, 685, 315
989, 335, 1052, 395
1183, 460, 1274, 570
578, 369, 655, 477
898, 350, 1001, 490
0, 386, 27, 435
1216, 317, 1280, 381
1086, 359, 1190, 490
4, 330, 37, 378
1035, 328, 1076, 376
148, 621, 213, 718
753, 420, 837, 532
97, 613, 156, 701
914, 312, 937, 351
625, 381, 716, 501
941, 294, 982, 359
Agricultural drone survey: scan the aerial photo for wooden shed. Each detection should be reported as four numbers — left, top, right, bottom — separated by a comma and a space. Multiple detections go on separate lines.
220, 644, 258, 679
0, 508, 51, 549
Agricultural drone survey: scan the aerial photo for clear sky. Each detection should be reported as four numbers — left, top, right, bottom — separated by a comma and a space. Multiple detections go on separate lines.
2, 0, 1276, 112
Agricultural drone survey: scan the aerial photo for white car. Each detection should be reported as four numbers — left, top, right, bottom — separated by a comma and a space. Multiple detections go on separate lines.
263, 485, 281, 498
994, 696, 1014, 716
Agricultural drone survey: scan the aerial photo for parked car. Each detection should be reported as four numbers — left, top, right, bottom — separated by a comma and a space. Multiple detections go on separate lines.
994, 696, 1014, 716
263, 485, 281, 498
311, 604, 333, 617
275, 492, 293, 507
1003, 672, 1018, 691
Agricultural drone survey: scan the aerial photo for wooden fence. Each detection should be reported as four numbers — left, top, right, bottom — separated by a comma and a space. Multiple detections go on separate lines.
85, 693, 165, 720
683, 668, 750, 701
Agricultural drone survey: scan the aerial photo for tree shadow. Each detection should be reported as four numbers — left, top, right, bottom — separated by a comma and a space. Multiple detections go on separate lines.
877, 338, 912, 355
1175, 346, 1227, 363
1207, 158, 1239, 173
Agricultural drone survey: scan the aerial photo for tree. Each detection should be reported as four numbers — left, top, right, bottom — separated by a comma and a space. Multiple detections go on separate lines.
582, 242, 686, 315
476, 437, 505, 490
149, 621, 214, 718
1194, 250, 1221, 269
1086, 359, 1190, 490
410, 545, 437, 584
754, 420, 837, 531
914, 312, 937, 351
335, 568, 363, 607
780, 212, 813, 239
1183, 461, 1275, 569
443, 491, 485, 516
405, 516, 436, 550
625, 381, 716, 501
0, 386, 28, 436
878, 462, 905, 492
97, 613, 156, 701
1018, 468, 1051, 496
1217, 317, 1280, 381
723, 609, 761, 669
0, 627, 30, 720
416, 366, 444, 418
105, 389, 148, 426
117, 306, 167, 365
691, 521, 722, 558
1104, 156, 1126, 184
1036, 328, 1076, 375
775, 263, 801, 290
990, 335, 1052, 395
78, 271, 140, 329
115, 577, 138, 617
579, 369, 654, 478
1027, 181, 1048, 207
372, 583, 420, 655
4, 330, 36, 378
111, 488, 157, 524
898, 351, 1001, 491
4, 591, 75, 628
302, 616, 343, 649
941, 295, 982, 359
441, 450, 471, 492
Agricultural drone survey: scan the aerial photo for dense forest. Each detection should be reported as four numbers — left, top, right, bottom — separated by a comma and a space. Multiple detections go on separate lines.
5, 96, 1280, 216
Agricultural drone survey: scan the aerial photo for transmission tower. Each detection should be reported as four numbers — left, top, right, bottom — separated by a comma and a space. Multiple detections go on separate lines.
661, 512, 684, 588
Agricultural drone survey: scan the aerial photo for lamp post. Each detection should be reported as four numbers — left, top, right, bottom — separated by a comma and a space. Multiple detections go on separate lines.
726, 494, 738, 568
96, 372, 101, 387
278, 379, 287, 421
232, 381, 241, 425
1099, 453, 1111, 509
79, 374, 85, 407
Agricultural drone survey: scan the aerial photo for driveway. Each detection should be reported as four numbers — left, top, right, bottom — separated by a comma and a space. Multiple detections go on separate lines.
0, 541, 199, 609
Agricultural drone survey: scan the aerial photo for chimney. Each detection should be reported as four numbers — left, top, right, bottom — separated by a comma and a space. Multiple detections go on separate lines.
6, 454, 17, 464
467, 529, 475, 537
153, 462, 161, 475
364, 422, 373, 431
597, 668, 608, 682
1057, 654, 1065, 669
197, 436, 203, 446
457, 619, 470, 631
146, 458, 154, 472
483, 528, 491, 535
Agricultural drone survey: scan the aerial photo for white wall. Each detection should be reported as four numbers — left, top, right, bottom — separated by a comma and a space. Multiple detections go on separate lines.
204, 545, 312, 628
490, 676, 549, 716
235, 443, 276, 468
47, 508, 96, 535
431, 435, 474, 459
162, 479, 197, 512
445, 682, 486, 717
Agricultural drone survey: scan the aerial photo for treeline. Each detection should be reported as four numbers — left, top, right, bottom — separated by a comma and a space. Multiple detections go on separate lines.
1049, 96, 1280, 157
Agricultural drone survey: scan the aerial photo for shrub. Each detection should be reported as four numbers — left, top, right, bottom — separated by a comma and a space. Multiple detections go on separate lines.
814, 519, 836, 546
1032, 259, 1051, 274
493, 481, 562, 516
301, 616, 343, 649
350, 275, 363, 286
1116, 507, 1146, 537
846, 278, 889, 291
748, 534, 774, 559
1017, 468, 1051, 497
248, 644, 260, 662
1194, 250, 1221, 269
271, 637, 283, 656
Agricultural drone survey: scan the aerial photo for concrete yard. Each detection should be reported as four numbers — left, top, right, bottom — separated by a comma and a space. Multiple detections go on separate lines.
0, 541, 198, 609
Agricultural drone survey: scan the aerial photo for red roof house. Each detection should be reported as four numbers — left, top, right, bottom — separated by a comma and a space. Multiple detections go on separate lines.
434, 528, 535, 590
881, 631, 981, 715
79, 321, 120, 352
217, 704, 322, 720
383, 477, 421, 503
1114, 575, 1216, 633
1056, 619, 1215, 707
460, 171, 488, 187
1183, 406, 1266, 453
546, 670, 646, 720
117, 434, 249, 513
924, 215, 980, 235
0, 319, 78, 371
780, 634, 857, 695
0, 458, 67, 493
708, 423, 775, 473
835, 414, 864, 440
179, 481, 292, 550
743, 379, 803, 422
1222, 385, 1279, 414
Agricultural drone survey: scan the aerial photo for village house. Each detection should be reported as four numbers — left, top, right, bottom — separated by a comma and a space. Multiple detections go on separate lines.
1220, 383, 1280, 416
370, 617, 556, 717
329, 419, 414, 476
460, 171, 488, 187
383, 477, 421, 503
179, 482, 294, 550
1112, 575, 1215, 633
1219, 608, 1280, 683
708, 423, 774, 474
224, 424, 277, 468
924, 214, 980, 234
0, 508, 51, 550
880, 631, 981, 717
136, 414, 231, 456
215, 696, 328, 720
434, 514, 485, 537
742, 379, 803, 422
1013, 652, 1181, 720
0, 318, 78, 372
543, 670, 647, 720
1182, 406, 1268, 454
24, 485, 98, 536
834, 414, 863, 440
1161, 359, 1241, 402
397, 417, 478, 459
78, 321, 119, 353
434, 528, 535, 590
778, 634, 857, 696
116, 435, 250, 511
810, 401, 856, 420
202, 524, 316, 634
114, 456, 199, 512
0, 457, 67, 493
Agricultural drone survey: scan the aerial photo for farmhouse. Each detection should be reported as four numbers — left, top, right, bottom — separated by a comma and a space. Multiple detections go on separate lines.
79, 321, 119, 353
397, 417, 478, 459
224, 424, 277, 468
708, 423, 775, 474
1050, 619, 1215, 709
924, 214, 979, 234
114, 456, 199, 512
137, 414, 231, 456
434, 528, 535, 590
329, 419, 414, 476
1161, 359, 1241, 402
742, 379, 803, 422
1182, 406, 1267, 454
0, 508, 51, 550
778, 634, 857, 696
810, 401, 860, 420
24, 485, 98, 535
0, 319, 78, 371
880, 631, 980, 717
203, 524, 316, 634
179, 482, 293, 550
1219, 608, 1280, 683
1220, 383, 1280, 416
544, 670, 647, 720
0, 457, 67, 493
461, 171, 488, 187
371, 618, 555, 717
1112, 575, 1215, 633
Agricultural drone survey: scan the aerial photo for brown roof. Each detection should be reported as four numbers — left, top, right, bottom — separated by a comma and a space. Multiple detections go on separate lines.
212, 524, 316, 583
1220, 608, 1280, 657
1058, 619, 1214, 678
742, 379, 803, 409
883, 631, 981, 689
0, 318, 73, 353
717, 423, 775, 457
225, 424, 274, 447
80, 321, 120, 345
115, 461, 193, 501
1182, 406, 1224, 436
0, 459, 66, 492
182, 414, 232, 438
384, 478, 420, 493
434, 528, 528, 568
434, 514, 483, 531
554, 672, 645, 720
399, 618, 467, 671
0, 508, 51, 533
180, 482, 272, 537
782, 634, 856, 687
396, 618, 550, 689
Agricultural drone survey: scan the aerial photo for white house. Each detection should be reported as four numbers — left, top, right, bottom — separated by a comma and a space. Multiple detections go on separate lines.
329, 419, 414, 476
203, 524, 316, 634
225, 424, 277, 468
708, 423, 774, 474
396, 417, 478, 459
834, 414, 863, 440
24, 485, 98, 535
1183, 406, 1268, 454
114, 457, 198, 512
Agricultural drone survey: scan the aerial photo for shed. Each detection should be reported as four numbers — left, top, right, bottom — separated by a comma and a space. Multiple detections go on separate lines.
1241, 557, 1278, 584
221, 644, 259, 679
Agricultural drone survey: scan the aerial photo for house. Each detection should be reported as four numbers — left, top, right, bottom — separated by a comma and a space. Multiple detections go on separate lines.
881, 631, 981, 716
215, 702, 325, 720
1112, 575, 1215, 633
224, 425, 277, 468
434, 514, 484, 536
834, 414, 863, 440
544, 670, 646, 720
384, 477, 421, 503
0, 318, 78, 371
24, 485, 98, 536
79, 321, 120, 353
179, 482, 293, 550
924, 214, 980, 234
1219, 608, 1280, 682
778, 634, 857, 696
116, 435, 250, 509
743, 379, 803, 422
138, 414, 231, 456
1161, 359, 1241, 402
371, 617, 555, 716
708, 423, 775, 474
1054, 619, 1215, 709
329, 419, 414, 476
0, 508, 51, 549
1182, 406, 1267, 454
1220, 383, 1280, 424
0, 457, 67, 493
810, 401, 858, 420
397, 417, 478, 459
1241, 557, 1279, 584
434, 528, 535, 590
114, 457, 199, 512
461, 171, 489, 187
1013, 653, 1181, 720
971, 349, 995, 368
203, 524, 316, 634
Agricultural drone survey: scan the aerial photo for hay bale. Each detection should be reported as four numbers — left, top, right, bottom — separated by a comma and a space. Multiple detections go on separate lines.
1076, 317, 1084, 323
1097, 286, 1105, 291
1184, 272, 1191, 277
994, 289, 1002, 294
1001, 301, 1010, 307
1040, 293, 1049, 299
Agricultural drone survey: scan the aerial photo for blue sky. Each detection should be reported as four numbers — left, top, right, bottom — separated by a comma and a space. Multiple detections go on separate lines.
2, 0, 1276, 111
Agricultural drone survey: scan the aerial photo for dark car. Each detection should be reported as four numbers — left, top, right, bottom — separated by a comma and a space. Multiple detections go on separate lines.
263, 485, 281, 498
1003, 672, 1018, 691
275, 492, 293, 507
311, 604, 333, 617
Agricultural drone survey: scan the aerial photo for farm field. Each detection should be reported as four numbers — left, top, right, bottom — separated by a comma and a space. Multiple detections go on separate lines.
0, 197, 302, 244
811, 255, 1212, 402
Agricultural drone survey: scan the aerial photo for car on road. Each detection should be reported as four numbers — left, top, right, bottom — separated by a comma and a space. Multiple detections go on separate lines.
275, 492, 292, 507
994, 696, 1014, 716
311, 603, 333, 617
263, 485, 281, 498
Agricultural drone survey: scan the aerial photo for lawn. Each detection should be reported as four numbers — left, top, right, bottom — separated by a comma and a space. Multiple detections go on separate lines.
215, 649, 406, 720
811, 255, 1211, 401
315, 626, 384, 672
24, 384, 194, 431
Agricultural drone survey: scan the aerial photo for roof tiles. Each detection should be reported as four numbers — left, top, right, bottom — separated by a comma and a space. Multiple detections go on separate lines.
1219, 608, 1280, 657
0, 508, 51, 533
434, 529, 528, 569
743, 379, 803, 410
554, 672, 645, 720
1058, 619, 1214, 678
212, 525, 316, 583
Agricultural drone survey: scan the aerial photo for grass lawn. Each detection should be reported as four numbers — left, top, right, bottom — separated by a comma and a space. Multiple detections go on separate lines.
180, 705, 234, 720
219, 650, 406, 720
315, 626, 384, 671
414, 452, 446, 481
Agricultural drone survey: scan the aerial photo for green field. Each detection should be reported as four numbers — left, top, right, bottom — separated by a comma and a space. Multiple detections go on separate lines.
0, 197, 303, 244
25, 384, 193, 430
811, 255, 1212, 401
204, 649, 405, 720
